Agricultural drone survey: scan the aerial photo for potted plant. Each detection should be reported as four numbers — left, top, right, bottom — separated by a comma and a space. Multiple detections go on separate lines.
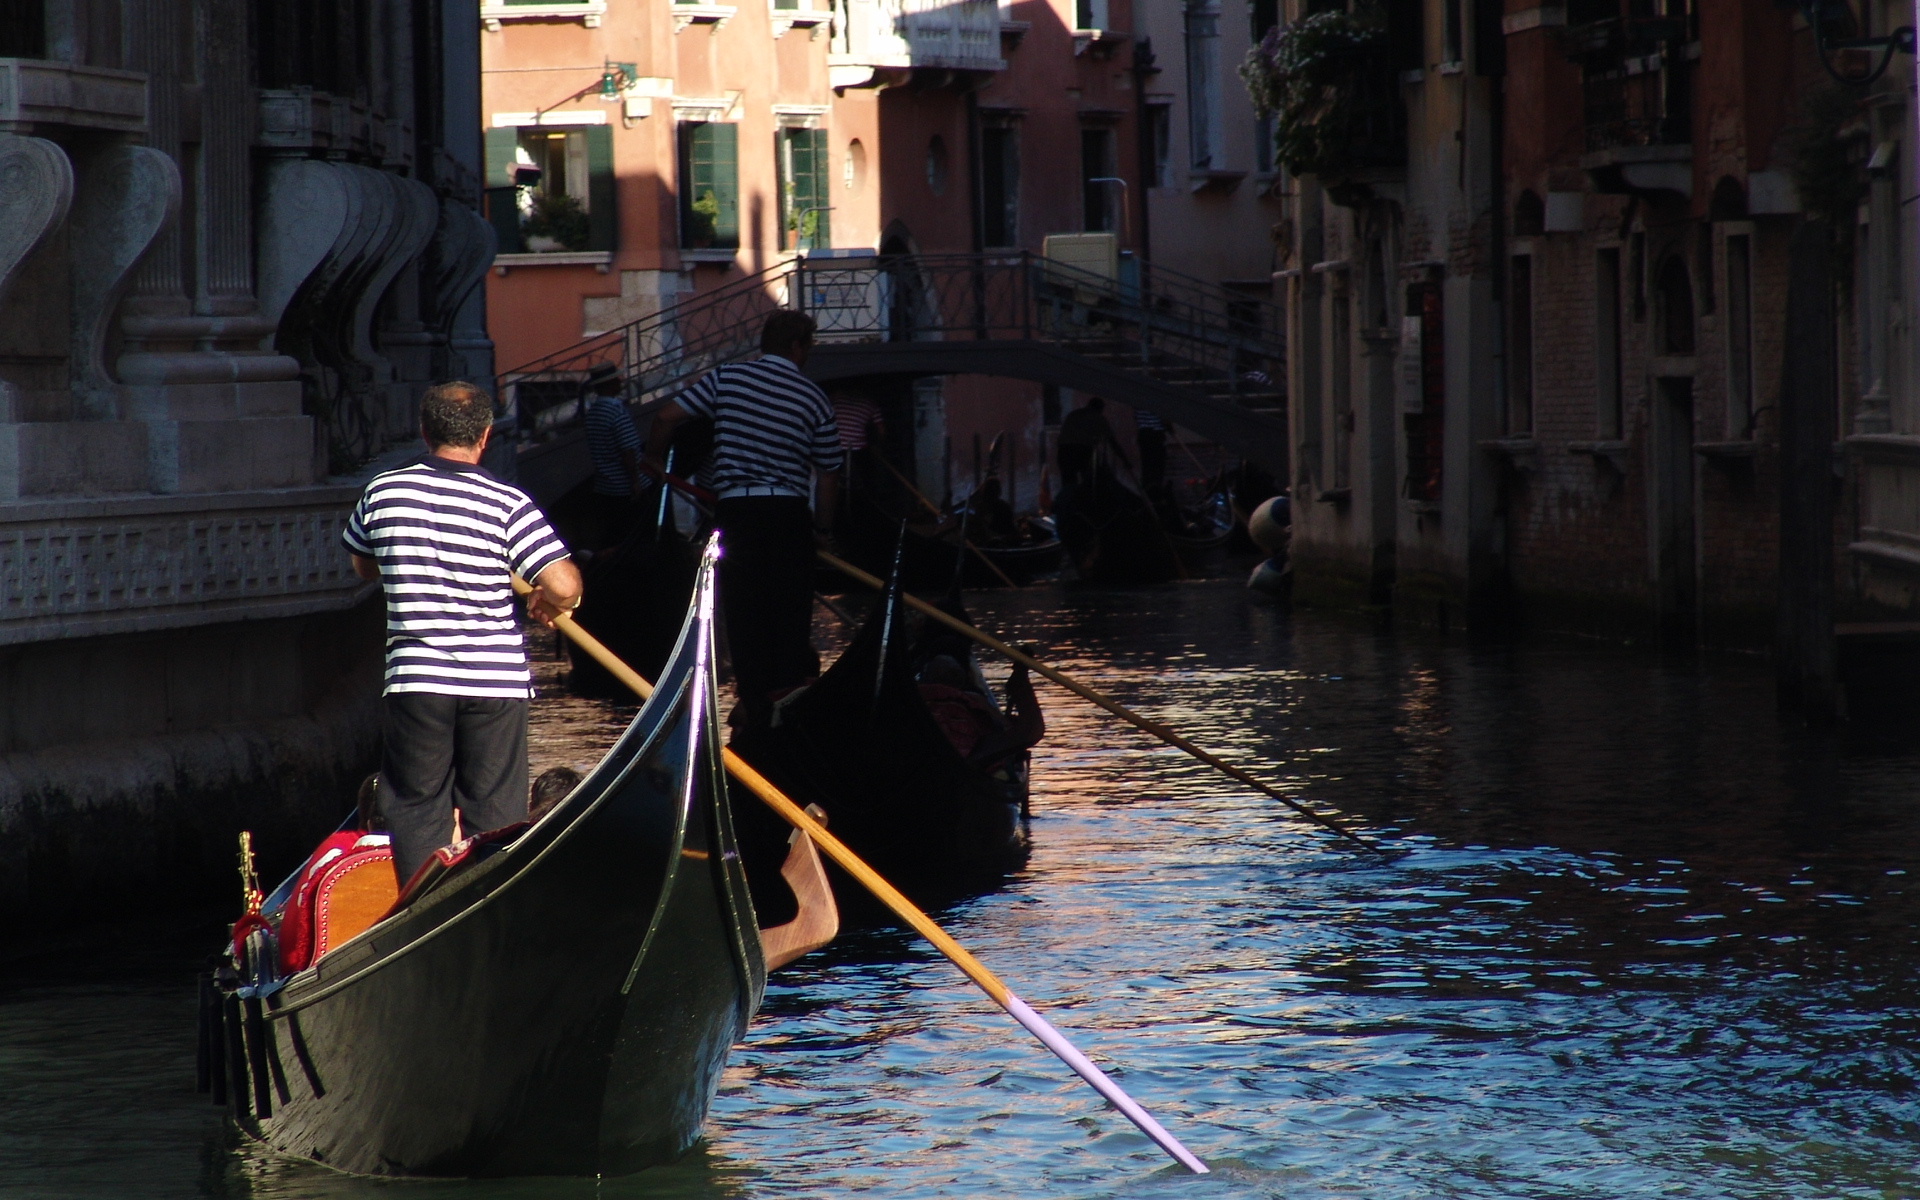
1240, 4, 1391, 182
522, 190, 590, 252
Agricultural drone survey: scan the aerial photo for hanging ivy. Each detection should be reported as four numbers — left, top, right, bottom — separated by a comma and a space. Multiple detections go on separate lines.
1239, 5, 1389, 180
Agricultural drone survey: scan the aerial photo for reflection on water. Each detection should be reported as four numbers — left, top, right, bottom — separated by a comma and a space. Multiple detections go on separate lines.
5, 580, 1919, 1199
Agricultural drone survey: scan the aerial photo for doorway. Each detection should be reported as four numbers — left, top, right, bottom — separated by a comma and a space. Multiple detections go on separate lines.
1651, 376, 1697, 632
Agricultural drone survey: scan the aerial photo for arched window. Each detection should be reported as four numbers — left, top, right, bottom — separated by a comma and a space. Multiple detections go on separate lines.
1656, 256, 1695, 354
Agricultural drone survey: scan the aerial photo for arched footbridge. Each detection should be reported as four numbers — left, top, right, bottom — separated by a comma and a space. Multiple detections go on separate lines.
498, 252, 1287, 500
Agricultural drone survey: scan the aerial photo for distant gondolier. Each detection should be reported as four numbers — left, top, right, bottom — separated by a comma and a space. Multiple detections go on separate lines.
1056, 395, 1125, 490
582, 362, 645, 550
645, 310, 843, 723
344, 381, 584, 883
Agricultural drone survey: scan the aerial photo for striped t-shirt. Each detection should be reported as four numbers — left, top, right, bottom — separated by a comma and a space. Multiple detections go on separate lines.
585, 394, 642, 497
676, 355, 843, 498
342, 457, 570, 699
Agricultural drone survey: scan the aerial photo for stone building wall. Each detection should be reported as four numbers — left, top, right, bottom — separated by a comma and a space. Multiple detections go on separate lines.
0, 0, 497, 935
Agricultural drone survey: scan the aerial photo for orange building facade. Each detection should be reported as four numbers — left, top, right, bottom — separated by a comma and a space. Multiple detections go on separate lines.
482, 0, 1147, 506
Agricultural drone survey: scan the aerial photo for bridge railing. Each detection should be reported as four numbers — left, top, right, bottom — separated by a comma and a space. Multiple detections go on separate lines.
495, 261, 791, 438
496, 251, 1285, 442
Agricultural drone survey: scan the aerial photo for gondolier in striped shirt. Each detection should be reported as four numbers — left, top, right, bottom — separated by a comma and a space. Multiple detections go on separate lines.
343, 381, 584, 883
645, 310, 842, 724
581, 362, 645, 550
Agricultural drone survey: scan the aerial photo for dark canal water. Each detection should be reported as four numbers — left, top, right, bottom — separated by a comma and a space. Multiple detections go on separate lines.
5, 580, 1919, 1198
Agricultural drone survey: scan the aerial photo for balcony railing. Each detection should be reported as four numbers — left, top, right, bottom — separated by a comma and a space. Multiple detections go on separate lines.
829, 0, 1006, 78
1565, 17, 1694, 153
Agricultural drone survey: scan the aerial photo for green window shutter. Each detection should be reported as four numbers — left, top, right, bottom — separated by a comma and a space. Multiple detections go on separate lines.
680, 122, 739, 250
780, 128, 830, 251
710, 123, 738, 248
805, 128, 829, 249
585, 125, 617, 252
483, 126, 524, 254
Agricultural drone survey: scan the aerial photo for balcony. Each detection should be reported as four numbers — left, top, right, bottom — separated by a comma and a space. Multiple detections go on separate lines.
829, 0, 1005, 88
1563, 15, 1695, 195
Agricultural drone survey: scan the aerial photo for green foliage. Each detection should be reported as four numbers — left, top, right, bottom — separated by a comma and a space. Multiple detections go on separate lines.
687, 190, 721, 247
1239, 5, 1388, 180
523, 190, 590, 252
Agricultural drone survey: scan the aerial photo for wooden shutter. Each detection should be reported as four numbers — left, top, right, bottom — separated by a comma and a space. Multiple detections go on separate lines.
683, 122, 739, 250
800, 129, 828, 249
585, 125, 617, 252
483, 127, 524, 254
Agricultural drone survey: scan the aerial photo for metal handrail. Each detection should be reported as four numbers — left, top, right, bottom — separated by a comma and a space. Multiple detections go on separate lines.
496, 251, 1285, 441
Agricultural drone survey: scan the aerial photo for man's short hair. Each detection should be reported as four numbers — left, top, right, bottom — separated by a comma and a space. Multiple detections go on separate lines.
1086, 396, 1105, 412
420, 381, 496, 449
761, 310, 817, 356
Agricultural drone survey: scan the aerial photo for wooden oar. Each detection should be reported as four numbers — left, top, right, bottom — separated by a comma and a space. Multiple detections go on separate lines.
512, 578, 1211, 1175
815, 550, 1392, 859
634, 460, 1386, 858
870, 454, 1021, 589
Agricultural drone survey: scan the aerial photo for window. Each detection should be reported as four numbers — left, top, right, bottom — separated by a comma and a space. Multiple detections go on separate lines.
1250, 0, 1277, 174
1331, 288, 1352, 489
1184, 1, 1222, 171
1443, 0, 1463, 63
1081, 128, 1117, 232
1724, 233, 1753, 437
844, 137, 867, 192
1075, 0, 1108, 30
1508, 254, 1533, 434
1656, 256, 1694, 354
777, 126, 830, 251
926, 135, 949, 196
1405, 282, 1445, 503
482, 124, 615, 254
981, 124, 1019, 247
1596, 248, 1623, 439
679, 121, 739, 250
1147, 104, 1173, 187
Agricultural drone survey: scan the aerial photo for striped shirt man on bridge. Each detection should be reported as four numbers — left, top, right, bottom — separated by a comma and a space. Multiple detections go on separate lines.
646, 310, 841, 724
344, 381, 582, 882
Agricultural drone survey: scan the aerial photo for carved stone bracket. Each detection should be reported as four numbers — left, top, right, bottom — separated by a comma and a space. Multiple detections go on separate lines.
68, 144, 181, 415
257, 158, 354, 330
0, 133, 73, 311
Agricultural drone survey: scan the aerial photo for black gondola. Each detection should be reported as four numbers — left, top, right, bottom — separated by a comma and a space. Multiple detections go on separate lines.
204, 540, 771, 1177
1053, 465, 1182, 584
730, 563, 1036, 914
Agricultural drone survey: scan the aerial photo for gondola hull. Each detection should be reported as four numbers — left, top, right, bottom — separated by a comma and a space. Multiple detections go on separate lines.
730, 585, 1029, 911
1054, 474, 1180, 585
220, 544, 764, 1177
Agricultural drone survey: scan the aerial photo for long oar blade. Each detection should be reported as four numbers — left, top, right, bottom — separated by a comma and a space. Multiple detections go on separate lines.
513, 579, 1211, 1174
815, 551, 1392, 858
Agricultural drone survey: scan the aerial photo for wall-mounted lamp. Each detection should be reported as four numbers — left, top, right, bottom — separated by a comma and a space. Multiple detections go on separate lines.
599, 61, 639, 101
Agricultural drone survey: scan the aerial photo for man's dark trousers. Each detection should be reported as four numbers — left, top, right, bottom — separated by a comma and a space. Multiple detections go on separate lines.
715, 495, 818, 721
382, 693, 530, 882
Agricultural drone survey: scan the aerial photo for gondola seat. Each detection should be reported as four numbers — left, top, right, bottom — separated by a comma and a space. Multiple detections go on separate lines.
279, 835, 398, 973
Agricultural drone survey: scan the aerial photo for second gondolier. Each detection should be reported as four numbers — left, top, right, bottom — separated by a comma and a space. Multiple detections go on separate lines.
645, 310, 843, 724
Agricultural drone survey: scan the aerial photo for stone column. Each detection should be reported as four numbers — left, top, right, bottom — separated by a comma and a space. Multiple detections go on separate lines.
195, 0, 256, 315
120, 0, 187, 313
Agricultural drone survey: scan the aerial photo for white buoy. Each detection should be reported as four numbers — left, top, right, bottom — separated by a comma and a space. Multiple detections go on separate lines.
1248, 555, 1290, 595
1247, 496, 1289, 554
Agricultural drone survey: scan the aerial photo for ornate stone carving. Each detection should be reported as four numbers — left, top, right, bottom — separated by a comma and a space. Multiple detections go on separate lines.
257, 158, 353, 329
67, 144, 180, 412
0, 487, 370, 645
0, 133, 73, 309
430, 200, 499, 383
